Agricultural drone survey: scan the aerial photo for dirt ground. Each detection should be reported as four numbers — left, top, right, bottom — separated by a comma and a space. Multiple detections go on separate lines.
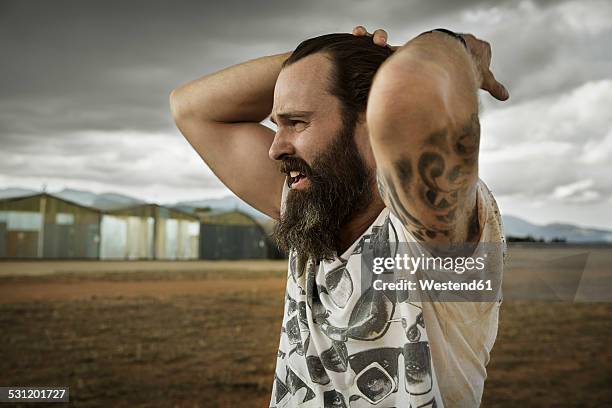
1, 246, 611, 407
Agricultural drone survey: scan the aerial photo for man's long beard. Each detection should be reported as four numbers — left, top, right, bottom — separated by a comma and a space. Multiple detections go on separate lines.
272, 122, 373, 262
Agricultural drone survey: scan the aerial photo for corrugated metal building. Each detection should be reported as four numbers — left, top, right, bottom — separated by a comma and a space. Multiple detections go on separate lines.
100, 204, 200, 260
198, 209, 278, 259
0, 192, 286, 261
0, 193, 101, 259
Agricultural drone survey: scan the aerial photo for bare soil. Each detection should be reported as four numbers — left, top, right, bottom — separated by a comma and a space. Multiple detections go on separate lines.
1, 247, 611, 407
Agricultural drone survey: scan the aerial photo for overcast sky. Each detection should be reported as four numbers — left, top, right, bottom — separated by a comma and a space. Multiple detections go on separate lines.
1, 0, 611, 228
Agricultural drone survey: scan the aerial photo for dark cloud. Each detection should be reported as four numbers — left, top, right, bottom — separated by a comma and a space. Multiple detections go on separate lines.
0, 0, 506, 138
0, 0, 610, 226
4, 0, 606, 135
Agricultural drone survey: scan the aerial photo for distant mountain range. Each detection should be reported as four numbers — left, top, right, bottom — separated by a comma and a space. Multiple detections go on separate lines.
0, 187, 266, 218
502, 215, 612, 243
172, 196, 266, 219
1, 187, 611, 242
54, 189, 147, 211
0, 187, 38, 200
0, 187, 146, 211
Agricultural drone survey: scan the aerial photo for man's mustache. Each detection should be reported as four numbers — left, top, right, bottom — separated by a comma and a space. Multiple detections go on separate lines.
279, 157, 313, 178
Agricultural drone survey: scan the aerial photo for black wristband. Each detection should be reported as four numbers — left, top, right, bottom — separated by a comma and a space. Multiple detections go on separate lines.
419, 28, 468, 50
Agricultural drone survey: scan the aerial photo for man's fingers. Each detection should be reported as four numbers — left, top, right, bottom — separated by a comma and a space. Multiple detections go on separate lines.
352, 26, 389, 48
494, 82, 510, 101
483, 70, 509, 101
372, 29, 388, 46
352, 26, 368, 36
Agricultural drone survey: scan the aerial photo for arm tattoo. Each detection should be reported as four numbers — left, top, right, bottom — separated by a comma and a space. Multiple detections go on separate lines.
377, 169, 448, 241
378, 113, 481, 242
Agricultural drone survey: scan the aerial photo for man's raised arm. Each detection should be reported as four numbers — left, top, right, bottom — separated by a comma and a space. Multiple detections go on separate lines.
169, 52, 291, 220
367, 30, 508, 245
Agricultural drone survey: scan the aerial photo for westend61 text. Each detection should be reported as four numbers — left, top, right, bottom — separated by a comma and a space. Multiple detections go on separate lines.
373, 279, 494, 292
372, 254, 487, 275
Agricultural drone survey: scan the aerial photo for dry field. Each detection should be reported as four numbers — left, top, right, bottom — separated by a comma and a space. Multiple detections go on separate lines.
1, 245, 611, 407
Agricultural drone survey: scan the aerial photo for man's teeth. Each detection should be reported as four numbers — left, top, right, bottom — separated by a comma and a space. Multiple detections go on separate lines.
290, 171, 301, 178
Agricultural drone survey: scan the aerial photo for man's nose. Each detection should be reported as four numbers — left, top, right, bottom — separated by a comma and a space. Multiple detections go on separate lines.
268, 131, 296, 161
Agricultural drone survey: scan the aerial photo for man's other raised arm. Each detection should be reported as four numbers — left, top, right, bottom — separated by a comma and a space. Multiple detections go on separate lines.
367, 31, 508, 245
170, 52, 291, 220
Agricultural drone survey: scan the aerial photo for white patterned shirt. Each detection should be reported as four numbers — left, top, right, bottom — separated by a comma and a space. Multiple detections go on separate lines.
269, 179, 506, 408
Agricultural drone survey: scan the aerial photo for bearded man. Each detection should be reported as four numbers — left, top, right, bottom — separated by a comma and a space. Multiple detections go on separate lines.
170, 26, 508, 408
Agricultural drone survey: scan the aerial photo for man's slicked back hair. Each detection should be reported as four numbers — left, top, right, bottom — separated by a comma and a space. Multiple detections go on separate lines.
283, 33, 394, 129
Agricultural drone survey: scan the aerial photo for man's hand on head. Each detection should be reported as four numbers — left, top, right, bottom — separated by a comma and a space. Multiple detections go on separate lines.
353, 25, 509, 102
352, 25, 398, 51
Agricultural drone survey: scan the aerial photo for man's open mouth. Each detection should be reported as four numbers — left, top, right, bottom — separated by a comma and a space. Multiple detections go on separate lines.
288, 170, 309, 189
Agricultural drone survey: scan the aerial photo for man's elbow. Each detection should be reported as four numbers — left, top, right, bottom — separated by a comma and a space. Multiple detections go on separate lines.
367, 64, 451, 145
169, 86, 191, 125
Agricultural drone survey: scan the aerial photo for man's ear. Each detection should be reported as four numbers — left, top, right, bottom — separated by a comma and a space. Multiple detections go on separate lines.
354, 113, 376, 168
357, 111, 367, 124
354, 114, 369, 143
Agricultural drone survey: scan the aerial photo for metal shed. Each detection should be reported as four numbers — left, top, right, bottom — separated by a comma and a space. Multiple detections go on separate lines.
100, 204, 199, 260
0, 193, 101, 259
198, 209, 277, 260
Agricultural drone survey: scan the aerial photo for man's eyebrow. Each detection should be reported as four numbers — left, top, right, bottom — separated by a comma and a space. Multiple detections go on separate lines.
270, 110, 313, 124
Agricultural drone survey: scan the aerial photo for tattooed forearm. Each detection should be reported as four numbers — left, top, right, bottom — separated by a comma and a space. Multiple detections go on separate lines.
395, 157, 413, 183
418, 152, 451, 209
377, 170, 448, 241
454, 114, 480, 157
377, 113, 481, 244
